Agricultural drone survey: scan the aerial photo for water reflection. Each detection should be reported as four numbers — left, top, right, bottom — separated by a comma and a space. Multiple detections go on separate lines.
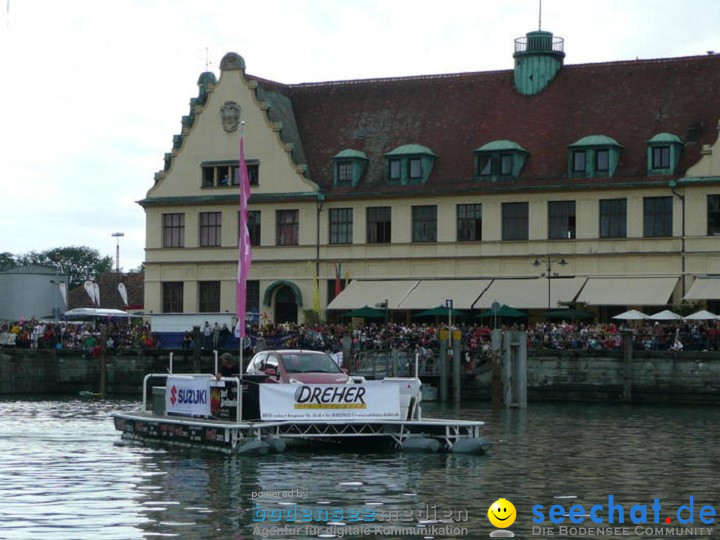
0, 398, 719, 539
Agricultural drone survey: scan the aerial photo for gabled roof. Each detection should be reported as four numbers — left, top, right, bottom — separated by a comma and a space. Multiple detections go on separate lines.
243, 53, 720, 195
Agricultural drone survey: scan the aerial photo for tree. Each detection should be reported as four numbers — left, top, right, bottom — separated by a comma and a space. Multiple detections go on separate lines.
18, 246, 113, 289
0, 252, 18, 271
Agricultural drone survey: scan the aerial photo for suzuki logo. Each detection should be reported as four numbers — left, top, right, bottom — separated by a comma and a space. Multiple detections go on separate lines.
170, 385, 177, 405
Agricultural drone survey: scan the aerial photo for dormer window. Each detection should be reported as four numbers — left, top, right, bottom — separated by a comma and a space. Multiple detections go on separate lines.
474, 140, 528, 181
389, 159, 402, 181
595, 149, 609, 172
336, 162, 353, 186
568, 135, 622, 179
652, 147, 670, 169
384, 144, 436, 185
332, 149, 368, 187
647, 133, 682, 175
409, 158, 423, 180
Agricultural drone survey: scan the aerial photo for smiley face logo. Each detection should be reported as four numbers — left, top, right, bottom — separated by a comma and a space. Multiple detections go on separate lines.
488, 498, 516, 528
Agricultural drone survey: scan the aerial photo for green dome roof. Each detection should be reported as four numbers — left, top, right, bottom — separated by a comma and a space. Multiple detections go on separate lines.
569, 135, 622, 147
332, 149, 368, 160
197, 71, 217, 86
385, 144, 436, 156
647, 132, 683, 144
475, 140, 528, 153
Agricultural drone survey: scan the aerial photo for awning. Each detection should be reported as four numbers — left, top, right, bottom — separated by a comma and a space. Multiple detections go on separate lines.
576, 277, 678, 306
684, 277, 720, 300
473, 277, 587, 309
398, 279, 492, 310
326, 280, 419, 310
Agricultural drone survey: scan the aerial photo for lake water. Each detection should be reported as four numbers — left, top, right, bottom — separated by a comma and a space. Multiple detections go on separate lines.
0, 398, 718, 539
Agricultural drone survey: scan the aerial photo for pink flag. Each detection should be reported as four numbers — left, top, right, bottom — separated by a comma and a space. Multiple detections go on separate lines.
236, 133, 252, 337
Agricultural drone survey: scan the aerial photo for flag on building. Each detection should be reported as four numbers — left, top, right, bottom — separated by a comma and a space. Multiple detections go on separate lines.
236, 128, 252, 338
334, 262, 343, 297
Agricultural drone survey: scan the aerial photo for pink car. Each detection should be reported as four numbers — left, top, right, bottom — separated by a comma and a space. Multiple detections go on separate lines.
245, 350, 351, 384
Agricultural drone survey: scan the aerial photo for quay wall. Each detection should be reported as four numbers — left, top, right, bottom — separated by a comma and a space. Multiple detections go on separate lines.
1, 349, 720, 404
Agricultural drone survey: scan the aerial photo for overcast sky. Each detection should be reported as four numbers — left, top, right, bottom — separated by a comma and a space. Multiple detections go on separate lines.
1, 0, 719, 272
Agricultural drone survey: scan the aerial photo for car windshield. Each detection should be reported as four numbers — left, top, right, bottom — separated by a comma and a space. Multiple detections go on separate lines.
281, 353, 342, 374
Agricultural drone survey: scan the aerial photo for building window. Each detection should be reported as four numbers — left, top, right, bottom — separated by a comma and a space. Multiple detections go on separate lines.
596, 149, 609, 172
200, 212, 222, 247
367, 206, 391, 244
478, 155, 492, 176
276, 210, 299, 246
500, 155, 513, 176
548, 201, 576, 239
652, 146, 671, 169
388, 159, 401, 181
502, 202, 529, 241
205, 161, 259, 188
246, 280, 260, 314
329, 208, 353, 244
336, 162, 353, 186
572, 151, 586, 174
643, 196, 673, 237
162, 282, 183, 313
457, 204, 482, 242
199, 281, 221, 312
599, 198, 627, 238
162, 213, 184, 248
232, 163, 260, 186
708, 195, 720, 236
409, 158, 423, 180
412, 205, 437, 243
239, 210, 260, 246
203, 167, 215, 187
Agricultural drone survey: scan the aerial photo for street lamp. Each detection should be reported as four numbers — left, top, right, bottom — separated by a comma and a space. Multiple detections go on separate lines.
533, 256, 568, 311
112, 232, 124, 309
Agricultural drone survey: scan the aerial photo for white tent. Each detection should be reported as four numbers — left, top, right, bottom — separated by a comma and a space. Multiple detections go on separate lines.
649, 310, 682, 320
684, 310, 718, 320
612, 309, 650, 320
64, 308, 138, 320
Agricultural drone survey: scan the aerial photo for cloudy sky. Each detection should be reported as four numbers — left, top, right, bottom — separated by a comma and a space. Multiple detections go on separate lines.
1, 0, 719, 271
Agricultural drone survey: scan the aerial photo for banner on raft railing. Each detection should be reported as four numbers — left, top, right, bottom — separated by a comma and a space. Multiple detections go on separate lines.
259, 384, 401, 421
166, 376, 211, 417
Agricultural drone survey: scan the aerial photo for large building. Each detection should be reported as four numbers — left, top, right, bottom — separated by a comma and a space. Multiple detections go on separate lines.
139, 29, 720, 325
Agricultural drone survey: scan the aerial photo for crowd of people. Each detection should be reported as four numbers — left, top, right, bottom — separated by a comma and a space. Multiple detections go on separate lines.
2, 317, 718, 361
0, 319, 161, 356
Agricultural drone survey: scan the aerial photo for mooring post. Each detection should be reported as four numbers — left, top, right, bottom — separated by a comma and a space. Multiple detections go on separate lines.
99, 325, 107, 396
490, 329, 502, 409
439, 329, 448, 402
192, 325, 201, 373
452, 330, 462, 404
512, 330, 528, 409
342, 335, 352, 371
622, 329, 633, 402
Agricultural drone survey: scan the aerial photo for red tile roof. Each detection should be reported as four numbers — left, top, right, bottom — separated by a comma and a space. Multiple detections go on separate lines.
250, 54, 720, 195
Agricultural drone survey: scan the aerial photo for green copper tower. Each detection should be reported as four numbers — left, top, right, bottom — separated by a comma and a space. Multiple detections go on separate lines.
513, 30, 565, 95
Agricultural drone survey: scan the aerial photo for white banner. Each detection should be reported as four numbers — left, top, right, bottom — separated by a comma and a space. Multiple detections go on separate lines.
84, 280, 96, 305
93, 282, 101, 307
166, 376, 211, 417
58, 282, 67, 308
118, 282, 128, 306
259, 384, 401, 421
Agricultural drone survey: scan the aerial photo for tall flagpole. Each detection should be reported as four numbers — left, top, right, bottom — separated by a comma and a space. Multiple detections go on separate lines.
237, 120, 252, 371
